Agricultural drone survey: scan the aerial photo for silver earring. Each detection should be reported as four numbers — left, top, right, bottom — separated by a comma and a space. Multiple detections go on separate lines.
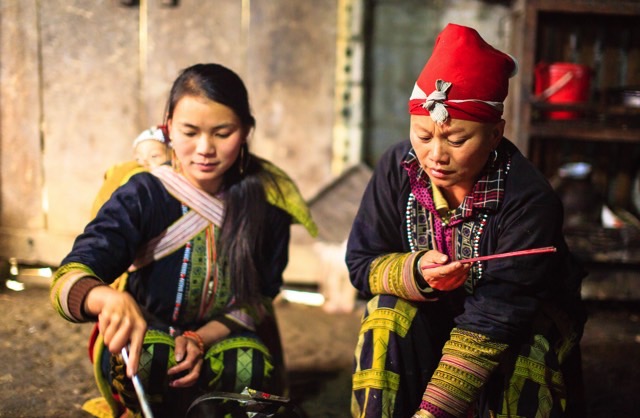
239, 143, 249, 175
239, 146, 245, 175
491, 149, 498, 165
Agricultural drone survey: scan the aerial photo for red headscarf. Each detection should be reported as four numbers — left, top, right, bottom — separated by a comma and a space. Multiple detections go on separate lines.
408, 23, 518, 124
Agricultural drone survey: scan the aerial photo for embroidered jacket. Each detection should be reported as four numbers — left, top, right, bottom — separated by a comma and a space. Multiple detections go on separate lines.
51, 161, 313, 334
346, 138, 586, 416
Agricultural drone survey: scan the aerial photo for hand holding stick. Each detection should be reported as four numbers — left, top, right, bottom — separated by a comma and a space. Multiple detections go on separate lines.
421, 246, 557, 270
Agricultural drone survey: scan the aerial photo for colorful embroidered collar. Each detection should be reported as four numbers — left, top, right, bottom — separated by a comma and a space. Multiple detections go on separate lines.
401, 147, 508, 226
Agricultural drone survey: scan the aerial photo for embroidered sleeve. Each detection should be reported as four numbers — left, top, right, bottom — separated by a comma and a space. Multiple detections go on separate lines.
50, 262, 106, 323
261, 160, 318, 237
222, 299, 271, 332
368, 252, 439, 301
418, 328, 509, 417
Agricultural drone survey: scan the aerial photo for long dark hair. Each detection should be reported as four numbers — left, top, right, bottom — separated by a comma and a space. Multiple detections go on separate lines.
164, 63, 278, 304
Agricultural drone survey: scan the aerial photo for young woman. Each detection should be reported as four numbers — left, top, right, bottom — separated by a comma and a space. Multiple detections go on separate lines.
347, 24, 586, 418
51, 63, 316, 418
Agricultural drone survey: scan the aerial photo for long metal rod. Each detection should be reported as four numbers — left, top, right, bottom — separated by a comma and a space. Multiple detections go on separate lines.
121, 347, 155, 418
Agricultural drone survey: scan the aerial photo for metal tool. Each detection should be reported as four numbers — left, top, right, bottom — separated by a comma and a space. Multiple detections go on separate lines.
121, 346, 155, 418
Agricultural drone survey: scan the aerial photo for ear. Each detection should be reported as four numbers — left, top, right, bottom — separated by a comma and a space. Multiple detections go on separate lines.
245, 126, 254, 142
492, 119, 505, 148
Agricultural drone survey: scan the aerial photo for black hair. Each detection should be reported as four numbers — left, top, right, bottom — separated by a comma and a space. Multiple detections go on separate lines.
164, 63, 281, 304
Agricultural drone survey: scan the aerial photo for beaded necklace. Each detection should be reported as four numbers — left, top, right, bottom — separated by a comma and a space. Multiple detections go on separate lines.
407, 192, 489, 283
172, 203, 192, 323
406, 193, 418, 252
406, 154, 512, 286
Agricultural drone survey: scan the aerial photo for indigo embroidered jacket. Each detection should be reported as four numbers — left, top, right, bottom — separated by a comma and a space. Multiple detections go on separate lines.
346, 138, 586, 416
51, 169, 299, 334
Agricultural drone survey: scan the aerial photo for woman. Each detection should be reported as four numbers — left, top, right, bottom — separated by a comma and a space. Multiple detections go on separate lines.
347, 24, 586, 417
51, 63, 316, 418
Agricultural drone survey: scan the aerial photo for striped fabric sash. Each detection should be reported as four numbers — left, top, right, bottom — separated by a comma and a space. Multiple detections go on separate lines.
129, 165, 225, 271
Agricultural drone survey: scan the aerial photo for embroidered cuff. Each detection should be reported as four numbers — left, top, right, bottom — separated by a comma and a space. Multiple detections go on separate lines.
369, 252, 435, 301
50, 263, 104, 323
422, 328, 509, 416
74, 278, 107, 321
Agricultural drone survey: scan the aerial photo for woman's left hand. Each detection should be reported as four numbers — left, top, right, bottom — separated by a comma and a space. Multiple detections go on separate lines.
418, 250, 471, 291
167, 334, 204, 387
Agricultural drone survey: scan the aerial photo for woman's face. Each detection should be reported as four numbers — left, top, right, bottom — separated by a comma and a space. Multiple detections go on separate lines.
168, 95, 246, 195
134, 140, 169, 170
409, 115, 503, 202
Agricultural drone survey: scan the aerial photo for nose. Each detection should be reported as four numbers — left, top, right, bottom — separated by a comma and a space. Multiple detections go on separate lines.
195, 133, 215, 155
428, 138, 447, 164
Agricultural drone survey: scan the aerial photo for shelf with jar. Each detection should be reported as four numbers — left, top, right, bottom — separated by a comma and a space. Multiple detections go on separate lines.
510, 0, 640, 265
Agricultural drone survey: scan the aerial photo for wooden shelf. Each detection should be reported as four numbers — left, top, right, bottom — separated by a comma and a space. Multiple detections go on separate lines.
529, 122, 640, 143
528, 0, 640, 15
511, 0, 640, 266
565, 225, 640, 265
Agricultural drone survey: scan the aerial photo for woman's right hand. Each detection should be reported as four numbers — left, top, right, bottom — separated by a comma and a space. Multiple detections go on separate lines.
84, 285, 147, 377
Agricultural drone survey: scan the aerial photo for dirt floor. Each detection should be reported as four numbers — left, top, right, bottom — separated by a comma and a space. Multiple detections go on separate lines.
1, 280, 639, 418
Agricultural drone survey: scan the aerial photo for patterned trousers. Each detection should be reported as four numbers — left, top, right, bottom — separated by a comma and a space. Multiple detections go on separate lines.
107, 329, 279, 418
351, 294, 585, 418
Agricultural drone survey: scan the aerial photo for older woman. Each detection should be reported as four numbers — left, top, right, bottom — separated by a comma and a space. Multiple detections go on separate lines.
347, 24, 586, 418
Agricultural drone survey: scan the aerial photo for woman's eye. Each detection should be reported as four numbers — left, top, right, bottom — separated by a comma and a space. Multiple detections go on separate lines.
447, 138, 467, 146
215, 131, 232, 138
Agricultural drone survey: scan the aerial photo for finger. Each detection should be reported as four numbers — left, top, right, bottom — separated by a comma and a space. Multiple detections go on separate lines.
441, 261, 463, 274
421, 254, 449, 269
442, 273, 468, 291
97, 312, 107, 336
167, 359, 191, 376
126, 325, 146, 377
174, 336, 189, 363
101, 315, 123, 351
169, 362, 202, 388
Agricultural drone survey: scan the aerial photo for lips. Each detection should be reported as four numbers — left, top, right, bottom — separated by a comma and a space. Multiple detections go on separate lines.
428, 167, 452, 179
193, 161, 218, 171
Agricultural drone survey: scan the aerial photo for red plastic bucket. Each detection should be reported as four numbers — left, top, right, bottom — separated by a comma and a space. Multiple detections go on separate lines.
534, 62, 591, 120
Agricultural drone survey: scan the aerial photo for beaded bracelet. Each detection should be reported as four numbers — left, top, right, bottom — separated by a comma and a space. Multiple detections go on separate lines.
182, 330, 205, 355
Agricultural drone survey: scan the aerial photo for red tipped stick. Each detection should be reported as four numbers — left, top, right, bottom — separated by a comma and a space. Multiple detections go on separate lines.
421, 246, 557, 270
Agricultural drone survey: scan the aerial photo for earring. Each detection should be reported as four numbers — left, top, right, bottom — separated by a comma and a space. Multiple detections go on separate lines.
490, 149, 498, 165
171, 149, 181, 173
239, 143, 247, 175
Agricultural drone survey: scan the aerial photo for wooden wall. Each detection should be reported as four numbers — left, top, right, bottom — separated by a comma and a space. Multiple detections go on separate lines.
0, 0, 338, 266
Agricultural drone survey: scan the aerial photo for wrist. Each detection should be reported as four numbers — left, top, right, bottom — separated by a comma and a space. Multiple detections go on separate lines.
414, 253, 435, 293
182, 330, 205, 355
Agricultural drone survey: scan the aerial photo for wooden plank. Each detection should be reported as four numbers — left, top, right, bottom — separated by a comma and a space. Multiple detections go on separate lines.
143, 0, 246, 127
246, 0, 339, 199
39, 0, 140, 238
0, 0, 43, 230
0, 227, 76, 266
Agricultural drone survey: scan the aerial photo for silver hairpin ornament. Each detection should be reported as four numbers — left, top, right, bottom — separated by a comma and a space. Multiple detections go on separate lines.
423, 79, 452, 124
